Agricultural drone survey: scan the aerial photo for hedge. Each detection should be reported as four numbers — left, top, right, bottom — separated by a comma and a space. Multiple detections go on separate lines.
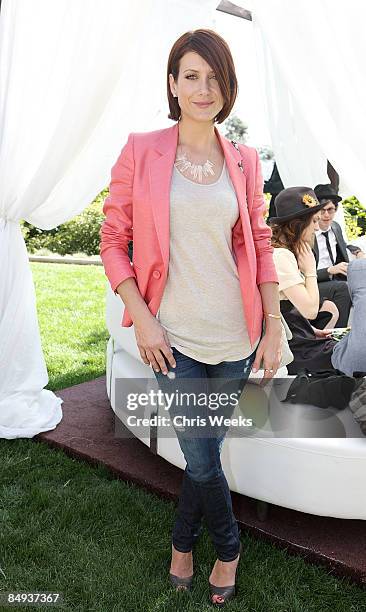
22, 189, 365, 256
22, 189, 107, 256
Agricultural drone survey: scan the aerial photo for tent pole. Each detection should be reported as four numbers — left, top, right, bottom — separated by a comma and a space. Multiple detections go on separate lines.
216, 1, 252, 21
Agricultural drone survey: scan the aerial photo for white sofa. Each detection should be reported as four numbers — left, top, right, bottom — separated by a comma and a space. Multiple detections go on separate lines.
105, 284, 366, 520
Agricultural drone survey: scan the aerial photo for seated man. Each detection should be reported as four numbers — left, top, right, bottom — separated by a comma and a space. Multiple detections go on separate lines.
331, 258, 366, 377
313, 184, 364, 326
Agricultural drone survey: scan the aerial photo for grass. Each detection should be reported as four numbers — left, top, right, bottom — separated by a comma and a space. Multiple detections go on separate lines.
1, 440, 365, 612
0, 263, 365, 611
31, 262, 109, 391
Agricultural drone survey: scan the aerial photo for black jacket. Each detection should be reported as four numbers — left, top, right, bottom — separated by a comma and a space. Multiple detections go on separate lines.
313, 221, 349, 282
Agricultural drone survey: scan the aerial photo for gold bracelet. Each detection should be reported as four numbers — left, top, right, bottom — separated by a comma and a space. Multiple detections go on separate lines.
304, 274, 317, 278
264, 312, 281, 319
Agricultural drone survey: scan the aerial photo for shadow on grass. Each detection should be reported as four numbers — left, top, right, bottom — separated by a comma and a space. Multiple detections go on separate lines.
76, 328, 110, 350
46, 370, 106, 393
46, 328, 110, 392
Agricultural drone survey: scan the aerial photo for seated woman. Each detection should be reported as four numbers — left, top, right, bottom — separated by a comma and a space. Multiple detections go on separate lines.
270, 186, 338, 375
332, 258, 366, 376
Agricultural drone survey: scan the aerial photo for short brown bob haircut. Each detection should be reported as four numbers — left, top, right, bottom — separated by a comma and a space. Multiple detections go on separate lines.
167, 29, 238, 124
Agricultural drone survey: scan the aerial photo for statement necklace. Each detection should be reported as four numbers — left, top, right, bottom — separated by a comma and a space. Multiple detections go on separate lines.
174, 144, 216, 183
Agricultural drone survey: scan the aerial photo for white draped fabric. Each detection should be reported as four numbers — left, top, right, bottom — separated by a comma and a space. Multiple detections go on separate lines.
0, 0, 218, 439
251, 0, 366, 206
3, 0, 364, 439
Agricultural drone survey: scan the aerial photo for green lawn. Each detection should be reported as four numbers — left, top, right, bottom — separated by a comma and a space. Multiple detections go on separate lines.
0, 263, 365, 611
32, 262, 109, 391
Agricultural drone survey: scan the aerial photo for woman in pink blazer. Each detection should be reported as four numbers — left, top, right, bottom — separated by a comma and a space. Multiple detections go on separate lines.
100, 29, 281, 606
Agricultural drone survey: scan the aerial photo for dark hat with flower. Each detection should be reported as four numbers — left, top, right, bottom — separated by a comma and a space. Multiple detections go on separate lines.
270, 186, 325, 224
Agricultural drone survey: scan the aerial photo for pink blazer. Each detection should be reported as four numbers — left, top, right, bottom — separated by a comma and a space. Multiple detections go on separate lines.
100, 122, 278, 346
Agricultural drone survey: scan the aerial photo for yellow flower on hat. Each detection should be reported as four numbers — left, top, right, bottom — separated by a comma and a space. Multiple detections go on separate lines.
302, 193, 317, 207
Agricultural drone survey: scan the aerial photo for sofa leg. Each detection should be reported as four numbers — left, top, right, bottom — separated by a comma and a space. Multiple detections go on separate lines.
256, 500, 270, 521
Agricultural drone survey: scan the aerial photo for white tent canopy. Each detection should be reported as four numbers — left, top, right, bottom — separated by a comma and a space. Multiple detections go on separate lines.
251, 0, 366, 202
1, 0, 365, 438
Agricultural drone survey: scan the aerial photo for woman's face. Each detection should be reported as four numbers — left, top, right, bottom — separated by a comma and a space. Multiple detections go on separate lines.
301, 213, 320, 243
169, 51, 224, 124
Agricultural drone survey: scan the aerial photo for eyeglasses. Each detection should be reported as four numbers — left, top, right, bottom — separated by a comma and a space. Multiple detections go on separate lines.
320, 206, 336, 215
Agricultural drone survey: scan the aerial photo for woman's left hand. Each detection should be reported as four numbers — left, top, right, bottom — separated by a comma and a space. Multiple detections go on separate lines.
312, 326, 333, 338
252, 328, 282, 385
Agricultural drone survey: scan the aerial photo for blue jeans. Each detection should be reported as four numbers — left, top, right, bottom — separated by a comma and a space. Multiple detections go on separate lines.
154, 347, 255, 562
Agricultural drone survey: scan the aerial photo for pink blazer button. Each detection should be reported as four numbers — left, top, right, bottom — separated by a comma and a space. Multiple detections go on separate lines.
152, 270, 161, 279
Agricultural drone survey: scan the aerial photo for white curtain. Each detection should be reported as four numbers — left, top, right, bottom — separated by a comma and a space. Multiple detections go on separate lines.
251, 0, 366, 207
0, 0, 218, 439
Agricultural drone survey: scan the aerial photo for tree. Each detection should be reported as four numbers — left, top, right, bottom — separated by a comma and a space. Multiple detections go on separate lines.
256, 145, 274, 161
223, 114, 248, 143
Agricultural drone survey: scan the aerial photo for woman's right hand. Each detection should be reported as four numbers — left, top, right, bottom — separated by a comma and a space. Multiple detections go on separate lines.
133, 313, 176, 375
297, 241, 317, 276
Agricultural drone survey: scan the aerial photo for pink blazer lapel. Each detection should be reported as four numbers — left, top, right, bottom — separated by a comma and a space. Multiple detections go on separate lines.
148, 122, 255, 279
149, 126, 178, 277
